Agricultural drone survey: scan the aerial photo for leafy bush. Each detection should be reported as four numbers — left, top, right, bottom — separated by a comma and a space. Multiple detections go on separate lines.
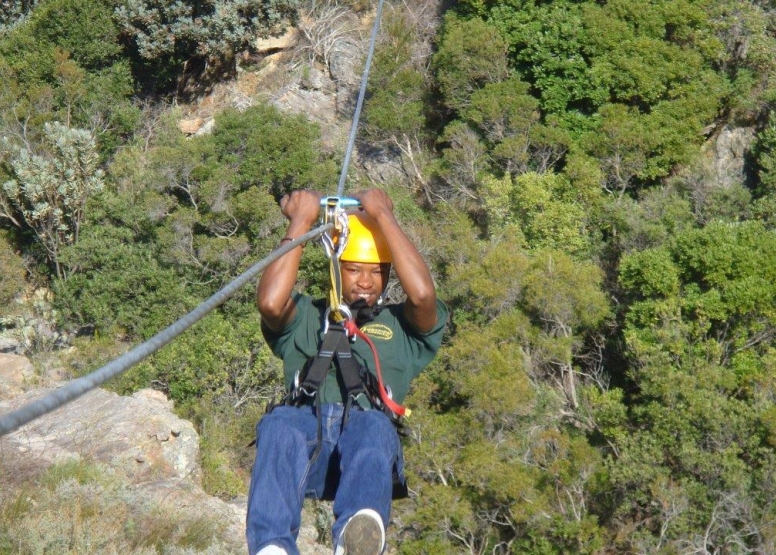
115, 0, 301, 93
54, 222, 191, 339
0, 0, 138, 156
0, 229, 25, 308
110, 311, 282, 410
1, 122, 105, 279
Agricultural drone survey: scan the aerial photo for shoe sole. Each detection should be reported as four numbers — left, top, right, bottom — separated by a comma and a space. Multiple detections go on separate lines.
342, 513, 383, 555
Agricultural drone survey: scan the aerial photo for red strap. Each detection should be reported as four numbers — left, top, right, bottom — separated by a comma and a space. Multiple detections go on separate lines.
344, 320, 409, 418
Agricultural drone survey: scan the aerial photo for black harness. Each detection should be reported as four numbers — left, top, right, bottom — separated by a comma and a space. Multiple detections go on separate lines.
283, 318, 405, 432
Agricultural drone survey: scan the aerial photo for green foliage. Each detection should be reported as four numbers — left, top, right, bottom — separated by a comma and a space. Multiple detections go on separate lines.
116, 0, 299, 60
405, 313, 607, 553
1, 122, 105, 278
436, 76, 573, 203
112, 312, 282, 412
604, 185, 697, 253
0, 0, 121, 80
364, 8, 429, 143
0, 0, 138, 155
210, 105, 335, 196
493, 0, 601, 116
619, 248, 680, 298
54, 222, 191, 339
505, 172, 591, 257
115, 0, 300, 93
406, 219, 609, 550
523, 250, 609, 333
195, 401, 265, 498
453, 0, 732, 196
610, 220, 776, 552
0, 229, 25, 307
30, 0, 122, 70
133, 103, 336, 288
432, 14, 509, 114
360, 7, 438, 201
753, 113, 776, 197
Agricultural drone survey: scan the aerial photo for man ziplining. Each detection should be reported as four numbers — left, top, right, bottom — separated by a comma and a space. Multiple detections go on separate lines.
248, 188, 448, 555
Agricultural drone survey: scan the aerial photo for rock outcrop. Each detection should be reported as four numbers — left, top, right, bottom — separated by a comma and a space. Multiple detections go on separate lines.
0, 355, 330, 554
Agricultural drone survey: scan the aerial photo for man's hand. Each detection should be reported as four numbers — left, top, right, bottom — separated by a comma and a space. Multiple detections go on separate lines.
257, 189, 323, 332
280, 189, 323, 233
352, 189, 394, 221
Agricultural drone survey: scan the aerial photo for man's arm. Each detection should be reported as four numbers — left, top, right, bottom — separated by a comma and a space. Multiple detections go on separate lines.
257, 190, 322, 332
355, 189, 438, 333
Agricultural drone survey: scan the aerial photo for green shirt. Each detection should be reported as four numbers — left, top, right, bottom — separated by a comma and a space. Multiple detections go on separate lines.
262, 293, 448, 405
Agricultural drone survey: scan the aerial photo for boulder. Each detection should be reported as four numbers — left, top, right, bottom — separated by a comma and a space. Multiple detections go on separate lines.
178, 117, 206, 135
0, 386, 200, 482
713, 125, 756, 189
0, 369, 331, 554
0, 353, 34, 399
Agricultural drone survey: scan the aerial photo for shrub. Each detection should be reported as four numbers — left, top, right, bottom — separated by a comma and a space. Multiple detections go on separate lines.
0, 229, 25, 309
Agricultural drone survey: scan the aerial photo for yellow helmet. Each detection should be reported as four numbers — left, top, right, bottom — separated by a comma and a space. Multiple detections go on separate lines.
339, 211, 392, 263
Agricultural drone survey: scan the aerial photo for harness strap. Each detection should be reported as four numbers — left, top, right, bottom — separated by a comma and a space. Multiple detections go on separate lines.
293, 327, 342, 399
293, 324, 366, 403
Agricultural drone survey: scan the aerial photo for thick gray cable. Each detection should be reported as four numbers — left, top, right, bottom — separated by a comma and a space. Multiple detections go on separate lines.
0, 224, 331, 437
336, 0, 385, 197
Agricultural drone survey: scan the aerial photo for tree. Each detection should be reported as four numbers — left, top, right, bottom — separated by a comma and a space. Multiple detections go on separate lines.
609, 220, 776, 552
111, 311, 282, 412
432, 13, 510, 114
494, 171, 591, 258
363, 6, 436, 202
1, 121, 104, 278
0, 0, 139, 154
103, 103, 337, 289
0, 229, 26, 307
753, 112, 776, 197
455, 0, 731, 197
114, 0, 301, 93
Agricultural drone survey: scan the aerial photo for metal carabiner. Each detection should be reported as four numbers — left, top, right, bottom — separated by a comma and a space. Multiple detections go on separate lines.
323, 304, 354, 335
320, 196, 361, 260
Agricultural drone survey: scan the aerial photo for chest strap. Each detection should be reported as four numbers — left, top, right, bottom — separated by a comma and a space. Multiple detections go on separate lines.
290, 323, 366, 409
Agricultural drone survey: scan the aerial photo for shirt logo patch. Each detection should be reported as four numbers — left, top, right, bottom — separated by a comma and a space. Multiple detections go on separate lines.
360, 323, 393, 340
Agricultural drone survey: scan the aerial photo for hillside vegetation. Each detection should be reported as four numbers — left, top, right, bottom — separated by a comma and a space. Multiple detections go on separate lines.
2, 0, 776, 553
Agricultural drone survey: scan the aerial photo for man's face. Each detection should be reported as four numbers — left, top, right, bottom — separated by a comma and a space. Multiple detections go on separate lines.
340, 261, 390, 306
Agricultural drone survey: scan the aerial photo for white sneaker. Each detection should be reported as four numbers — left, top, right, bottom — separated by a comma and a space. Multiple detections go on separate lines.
256, 545, 289, 555
333, 508, 385, 555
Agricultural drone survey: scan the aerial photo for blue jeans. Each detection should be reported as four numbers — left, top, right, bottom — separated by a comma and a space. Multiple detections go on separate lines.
246, 404, 403, 555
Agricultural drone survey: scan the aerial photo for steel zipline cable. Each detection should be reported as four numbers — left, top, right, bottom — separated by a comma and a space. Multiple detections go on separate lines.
0, 227, 329, 437
336, 0, 385, 197
0, 1, 387, 439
